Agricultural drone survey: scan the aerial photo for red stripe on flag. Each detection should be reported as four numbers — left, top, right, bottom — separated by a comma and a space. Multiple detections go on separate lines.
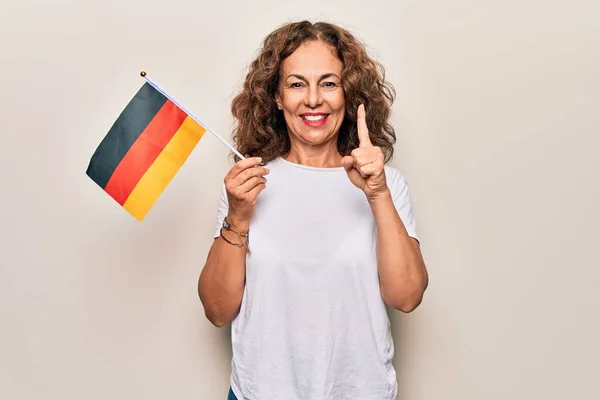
104, 100, 187, 205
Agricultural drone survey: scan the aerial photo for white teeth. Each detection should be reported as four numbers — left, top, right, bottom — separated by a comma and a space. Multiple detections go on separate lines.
302, 115, 326, 121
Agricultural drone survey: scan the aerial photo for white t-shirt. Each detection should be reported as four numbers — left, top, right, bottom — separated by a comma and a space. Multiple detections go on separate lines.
213, 157, 418, 400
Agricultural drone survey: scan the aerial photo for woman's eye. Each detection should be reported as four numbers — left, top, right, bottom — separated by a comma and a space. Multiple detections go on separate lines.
290, 82, 304, 88
322, 82, 339, 89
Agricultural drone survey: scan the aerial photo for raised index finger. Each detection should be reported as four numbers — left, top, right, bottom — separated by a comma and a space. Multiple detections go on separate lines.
357, 104, 372, 147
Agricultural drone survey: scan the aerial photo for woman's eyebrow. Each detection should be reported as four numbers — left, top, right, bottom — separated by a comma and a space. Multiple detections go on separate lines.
285, 73, 341, 81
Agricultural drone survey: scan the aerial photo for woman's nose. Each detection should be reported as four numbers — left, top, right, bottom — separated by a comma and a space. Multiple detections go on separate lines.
304, 85, 321, 108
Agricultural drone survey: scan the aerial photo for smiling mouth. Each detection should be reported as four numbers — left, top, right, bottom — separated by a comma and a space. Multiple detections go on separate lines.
300, 114, 329, 127
301, 114, 329, 121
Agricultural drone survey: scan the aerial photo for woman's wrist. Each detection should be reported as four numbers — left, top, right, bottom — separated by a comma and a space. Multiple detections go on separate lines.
225, 214, 251, 233
367, 187, 392, 207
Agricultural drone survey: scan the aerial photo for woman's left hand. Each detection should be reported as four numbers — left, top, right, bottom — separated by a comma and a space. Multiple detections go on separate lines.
342, 104, 389, 201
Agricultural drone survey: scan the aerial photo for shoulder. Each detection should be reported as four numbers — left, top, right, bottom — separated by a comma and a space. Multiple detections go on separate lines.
384, 165, 409, 190
263, 157, 283, 170
383, 165, 418, 236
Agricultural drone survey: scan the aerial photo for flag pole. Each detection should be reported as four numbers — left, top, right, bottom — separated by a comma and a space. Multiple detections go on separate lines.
139, 71, 246, 160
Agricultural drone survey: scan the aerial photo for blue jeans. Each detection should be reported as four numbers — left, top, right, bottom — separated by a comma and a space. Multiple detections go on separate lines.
228, 387, 238, 400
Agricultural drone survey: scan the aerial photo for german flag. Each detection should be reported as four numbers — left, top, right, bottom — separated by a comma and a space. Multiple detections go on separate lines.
86, 81, 206, 221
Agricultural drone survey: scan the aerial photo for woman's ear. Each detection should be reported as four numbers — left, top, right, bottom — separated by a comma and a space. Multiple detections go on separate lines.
274, 91, 282, 110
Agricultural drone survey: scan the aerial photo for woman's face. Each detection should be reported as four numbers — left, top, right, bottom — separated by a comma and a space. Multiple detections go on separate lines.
275, 40, 345, 148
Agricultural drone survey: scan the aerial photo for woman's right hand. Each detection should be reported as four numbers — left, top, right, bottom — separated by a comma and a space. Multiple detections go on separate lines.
223, 157, 269, 231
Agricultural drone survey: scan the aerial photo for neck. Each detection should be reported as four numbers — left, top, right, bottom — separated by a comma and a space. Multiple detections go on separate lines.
284, 141, 343, 168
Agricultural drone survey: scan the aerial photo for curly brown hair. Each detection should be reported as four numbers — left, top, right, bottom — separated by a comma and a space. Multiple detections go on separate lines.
230, 20, 397, 163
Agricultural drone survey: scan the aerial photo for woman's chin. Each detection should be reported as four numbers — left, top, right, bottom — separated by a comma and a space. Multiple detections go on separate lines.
297, 129, 337, 146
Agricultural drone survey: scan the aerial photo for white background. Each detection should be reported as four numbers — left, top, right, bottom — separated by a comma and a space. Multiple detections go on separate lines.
1, 0, 599, 398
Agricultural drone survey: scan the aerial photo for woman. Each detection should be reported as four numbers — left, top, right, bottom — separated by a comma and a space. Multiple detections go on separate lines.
198, 20, 428, 400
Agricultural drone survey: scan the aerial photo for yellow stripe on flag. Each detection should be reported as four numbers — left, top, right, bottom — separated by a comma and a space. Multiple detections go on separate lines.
123, 116, 206, 220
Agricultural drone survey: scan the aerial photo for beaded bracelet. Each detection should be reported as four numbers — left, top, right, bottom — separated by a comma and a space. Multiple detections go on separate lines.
222, 217, 249, 239
220, 219, 250, 254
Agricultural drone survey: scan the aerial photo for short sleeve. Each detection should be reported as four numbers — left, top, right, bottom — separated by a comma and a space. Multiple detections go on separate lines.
213, 183, 229, 239
386, 167, 418, 241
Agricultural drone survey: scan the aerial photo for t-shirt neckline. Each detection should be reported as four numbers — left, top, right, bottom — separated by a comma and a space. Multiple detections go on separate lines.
277, 156, 345, 172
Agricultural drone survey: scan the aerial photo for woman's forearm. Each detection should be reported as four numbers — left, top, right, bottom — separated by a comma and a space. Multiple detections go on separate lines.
369, 190, 428, 312
198, 217, 248, 327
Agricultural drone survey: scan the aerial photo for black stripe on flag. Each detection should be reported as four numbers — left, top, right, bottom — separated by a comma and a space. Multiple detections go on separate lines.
86, 82, 168, 189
